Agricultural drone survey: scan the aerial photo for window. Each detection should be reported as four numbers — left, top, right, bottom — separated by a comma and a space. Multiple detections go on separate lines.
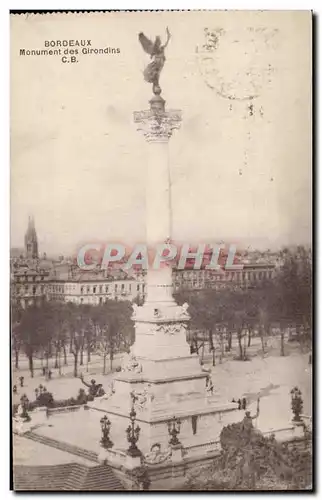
137, 284, 140, 291
87, 286, 90, 293
32, 286, 36, 295
115, 284, 118, 291
99, 297, 103, 304
93, 286, 97, 294
99, 285, 103, 293
121, 284, 125, 290
81, 286, 84, 294
105, 285, 108, 293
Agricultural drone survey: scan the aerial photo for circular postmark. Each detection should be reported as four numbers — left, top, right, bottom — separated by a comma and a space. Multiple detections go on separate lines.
196, 27, 278, 101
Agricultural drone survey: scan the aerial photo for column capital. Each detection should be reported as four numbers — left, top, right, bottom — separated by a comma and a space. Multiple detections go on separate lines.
134, 108, 182, 143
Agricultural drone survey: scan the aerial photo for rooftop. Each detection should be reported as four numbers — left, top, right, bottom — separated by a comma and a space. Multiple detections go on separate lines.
12, 434, 125, 491
13, 463, 125, 491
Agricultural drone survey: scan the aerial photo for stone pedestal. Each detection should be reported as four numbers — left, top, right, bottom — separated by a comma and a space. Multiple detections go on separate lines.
171, 445, 184, 463
88, 94, 239, 458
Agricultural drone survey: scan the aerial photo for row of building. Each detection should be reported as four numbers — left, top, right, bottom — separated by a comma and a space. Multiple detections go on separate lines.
11, 217, 276, 309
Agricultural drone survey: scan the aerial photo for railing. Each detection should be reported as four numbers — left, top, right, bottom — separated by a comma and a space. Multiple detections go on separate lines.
261, 424, 305, 442
47, 405, 82, 415
183, 440, 221, 458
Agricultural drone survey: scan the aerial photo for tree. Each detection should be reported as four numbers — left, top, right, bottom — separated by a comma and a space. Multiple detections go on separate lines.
92, 305, 110, 375
64, 303, 86, 378
15, 305, 46, 377
11, 303, 23, 369
175, 289, 215, 364
84, 317, 97, 370
50, 302, 69, 375
12, 329, 21, 370
94, 300, 134, 374
40, 302, 57, 373
268, 246, 312, 356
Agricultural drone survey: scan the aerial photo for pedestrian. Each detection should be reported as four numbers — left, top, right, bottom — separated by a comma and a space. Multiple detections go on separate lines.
19, 376, 24, 388
42, 367, 46, 376
13, 385, 17, 394
237, 398, 242, 410
48, 370, 52, 380
242, 397, 247, 410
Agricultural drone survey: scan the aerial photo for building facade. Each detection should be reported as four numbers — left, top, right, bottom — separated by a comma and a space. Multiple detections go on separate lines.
11, 266, 50, 308
173, 263, 276, 291
11, 218, 277, 309
47, 274, 146, 305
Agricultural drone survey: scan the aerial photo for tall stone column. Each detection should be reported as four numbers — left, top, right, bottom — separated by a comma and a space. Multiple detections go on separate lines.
134, 96, 181, 306
132, 95, 194, 372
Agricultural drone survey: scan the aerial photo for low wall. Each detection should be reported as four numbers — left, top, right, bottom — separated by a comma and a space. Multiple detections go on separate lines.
262, 423, 305, 442
47, 405, 82, 415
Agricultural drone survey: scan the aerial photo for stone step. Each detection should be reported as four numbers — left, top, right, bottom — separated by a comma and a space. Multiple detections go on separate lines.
23, 431, 99, 463
13, 462, 125, 491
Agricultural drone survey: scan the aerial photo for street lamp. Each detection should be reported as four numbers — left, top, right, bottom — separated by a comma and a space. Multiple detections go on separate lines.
290, 386, 303, 422
126, 402, 141, 457
167, 416, 181, 446
20, 394, 31, 422
100, 415, 113, 449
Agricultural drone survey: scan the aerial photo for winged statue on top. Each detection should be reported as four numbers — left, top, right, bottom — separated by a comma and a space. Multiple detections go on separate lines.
138, 27, 171, 95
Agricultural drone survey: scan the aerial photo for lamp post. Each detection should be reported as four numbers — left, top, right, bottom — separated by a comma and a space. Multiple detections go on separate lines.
290, 386, 303, 422
20, 394, 31, 421
167, 416, 181, 446
126, 402, 141, 457
100, 415, 113, 449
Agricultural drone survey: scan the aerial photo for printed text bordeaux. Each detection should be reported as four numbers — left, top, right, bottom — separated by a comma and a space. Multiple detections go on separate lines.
19, 40, 120, 63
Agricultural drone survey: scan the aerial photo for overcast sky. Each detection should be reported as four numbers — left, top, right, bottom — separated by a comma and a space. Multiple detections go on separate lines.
11, 11, 311, 255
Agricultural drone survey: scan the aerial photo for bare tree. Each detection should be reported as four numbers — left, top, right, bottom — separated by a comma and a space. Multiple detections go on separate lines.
15, 305, 45, 377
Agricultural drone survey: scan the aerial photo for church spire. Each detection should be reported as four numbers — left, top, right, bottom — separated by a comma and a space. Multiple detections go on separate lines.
25, 215, 38, 259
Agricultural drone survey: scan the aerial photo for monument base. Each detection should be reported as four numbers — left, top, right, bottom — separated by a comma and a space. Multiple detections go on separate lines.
88, 366, 239, 454
88, 300, 239, 455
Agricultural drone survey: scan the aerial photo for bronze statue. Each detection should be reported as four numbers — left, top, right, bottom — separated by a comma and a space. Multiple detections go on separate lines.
79, 373, 105, 398
138, 27, 171, 95
241, 398, 260, 439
